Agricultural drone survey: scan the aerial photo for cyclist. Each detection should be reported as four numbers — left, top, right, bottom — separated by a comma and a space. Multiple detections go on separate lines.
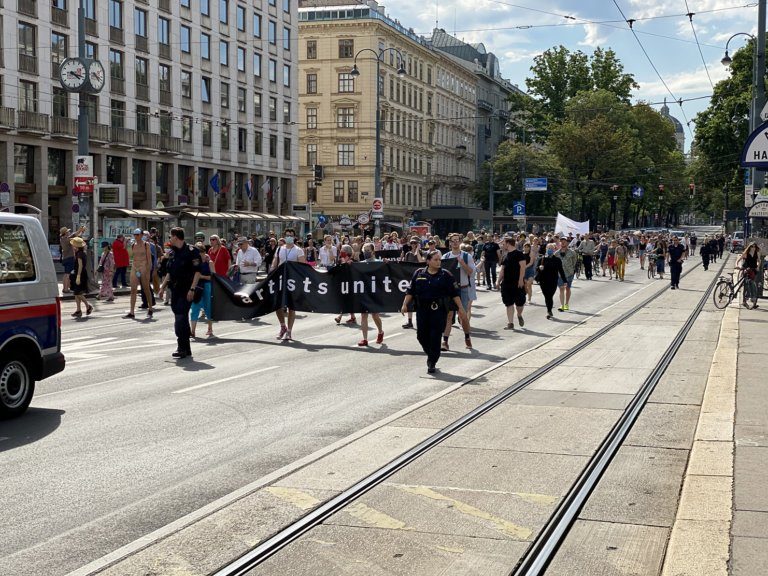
739, 242, 762, 308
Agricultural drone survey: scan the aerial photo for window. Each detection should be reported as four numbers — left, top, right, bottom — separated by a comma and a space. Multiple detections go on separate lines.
85, 41, 97, 59
220, 82, 229, 108
307, 40, 317, 59
237, 87, 246, 112
253, 13, 261, 37
283, 137, 291, 161
136, 105, 149, 132
52, 87, 68, 118
18, 22, 36, 58
269, 134, 277, 158
219, 0, 228, 24
109, 0, 123, 28
253, 93, 262, 117
83, 0, 95, 18
283, 64, 290, 87
237, 47, 245, 71
254, 131, 262, 155
268, 20, 276, 44
110, 99, 125, 128
283, 101, 291, 123
159, 64, 171, 93
337, 107, 354, 128
337, 144, 354, 166
158, 17, 170, 46
348, 180, 358, 203
0, 224, 37, 284
283, 0, 289, 12
236, 4, 245, 31
219, 40, 228, 66
134, 8, 147, 37
51, 32, 68, 69
306, 143, 317, 166
283, 27, 290, 51
201, 33, 210, 60
201, 76, 211, 103
268, 0, 275, 5
52, 0, 66, 9
269, 96, 277, 120
201, 0, 209, 15
338, 73, 354, 93
181, 70, 192, 98
238, 128, 247, 152
181, 0, 190, 7
221, 124, 229, 149
182, 116, 192, 142
268, 59, 277, 82
202, 120, 212, 146
334, 180, 344, 202
306, 73, 317, 94
135, 57, 148, 86
181, 26, 191, 53
253, 52, 262, 77
307, 181, 317, 203
306, 107, 317, 129
338, 39, 354, 58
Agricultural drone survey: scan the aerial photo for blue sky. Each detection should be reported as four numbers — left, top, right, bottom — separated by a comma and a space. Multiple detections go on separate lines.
380, 0, 759, 151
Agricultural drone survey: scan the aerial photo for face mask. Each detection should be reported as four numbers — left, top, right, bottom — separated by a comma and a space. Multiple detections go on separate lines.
364, 250, 373, 260
547, 248, 555, 256
285, 236, 295, 245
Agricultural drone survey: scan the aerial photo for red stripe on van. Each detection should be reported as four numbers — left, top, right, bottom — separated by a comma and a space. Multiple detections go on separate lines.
0, 303, 58, 323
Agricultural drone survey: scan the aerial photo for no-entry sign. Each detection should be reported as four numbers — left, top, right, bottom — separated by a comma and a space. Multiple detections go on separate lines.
372, 197, 384, 219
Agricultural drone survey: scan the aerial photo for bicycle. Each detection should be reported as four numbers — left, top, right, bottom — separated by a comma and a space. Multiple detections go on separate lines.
712, 268, 759, 310
647, 254, 657, 279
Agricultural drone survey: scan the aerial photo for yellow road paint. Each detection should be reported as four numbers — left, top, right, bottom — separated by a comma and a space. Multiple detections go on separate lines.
343, 502, 411, 530
397, 485, 533, 540
388, 483, 557, 506
265, 487, 321, 511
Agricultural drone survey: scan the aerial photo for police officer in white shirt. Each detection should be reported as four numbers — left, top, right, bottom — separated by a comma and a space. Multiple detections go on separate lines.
234, 237, 262, 282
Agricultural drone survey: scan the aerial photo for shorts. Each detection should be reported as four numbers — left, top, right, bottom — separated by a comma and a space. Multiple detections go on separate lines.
63, 257, 75, 274
639, 249, 645, 258
501, 285, 527, 308
524, 266, 536, 280
558, 275, 575, 288
458, 287, 470, 310
606, 255, 616, 267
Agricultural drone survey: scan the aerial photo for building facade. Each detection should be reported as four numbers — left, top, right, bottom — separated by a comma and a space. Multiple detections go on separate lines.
0, 0, 298, 241
297, 0, 477, 228
659, 99, 685, 154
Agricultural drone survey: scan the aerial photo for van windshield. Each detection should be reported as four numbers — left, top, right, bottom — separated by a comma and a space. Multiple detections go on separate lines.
0, 224, 37, 284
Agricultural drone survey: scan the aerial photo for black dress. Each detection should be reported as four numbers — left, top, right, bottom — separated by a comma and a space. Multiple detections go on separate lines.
70, 250, 89, 295
538, 256, 567, 313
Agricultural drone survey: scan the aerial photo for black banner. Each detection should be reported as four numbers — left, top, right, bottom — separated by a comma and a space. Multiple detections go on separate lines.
211, 260, 457, 321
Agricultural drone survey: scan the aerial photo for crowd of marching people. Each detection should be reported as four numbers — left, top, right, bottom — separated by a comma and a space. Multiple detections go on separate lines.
60, 222, 765, 372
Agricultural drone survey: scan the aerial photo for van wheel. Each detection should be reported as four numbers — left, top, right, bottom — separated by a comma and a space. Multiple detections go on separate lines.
0, 354, 35, 420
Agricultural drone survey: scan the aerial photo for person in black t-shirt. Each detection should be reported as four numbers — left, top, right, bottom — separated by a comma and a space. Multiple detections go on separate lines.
496, 237, 528, 329
481, 234, 502, 290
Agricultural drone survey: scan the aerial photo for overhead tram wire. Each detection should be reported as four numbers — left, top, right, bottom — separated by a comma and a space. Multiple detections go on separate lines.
684, 0, 715, 89
611, 0, 695, 141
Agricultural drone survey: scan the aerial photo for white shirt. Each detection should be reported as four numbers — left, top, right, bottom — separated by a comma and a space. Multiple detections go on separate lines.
442, 249, 476, 286
319, 244, 337, 267
275, 244, 304, 266
235, 245, 262, 274
382, 241, 400, 250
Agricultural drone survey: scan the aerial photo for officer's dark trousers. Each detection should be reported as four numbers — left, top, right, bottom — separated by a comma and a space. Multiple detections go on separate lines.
171, 295, 193, 354
484, 260, 497, 287
416, 307, 447, 367
582, 255, 593, 279
670, 262, 682, 287
702, 254, 709, 270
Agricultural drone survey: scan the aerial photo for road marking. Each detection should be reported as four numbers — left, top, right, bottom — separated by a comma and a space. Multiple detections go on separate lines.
171, 366, 280, 394
383, 332, 403, 340
344, 502, 410, 530
61, 337, 130, 351
264, 487, 320, 511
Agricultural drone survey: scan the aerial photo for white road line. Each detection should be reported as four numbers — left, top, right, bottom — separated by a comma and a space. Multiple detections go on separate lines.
383, 332, 403, 340
60, 335, 99, 344
61, 337, 129, 351
172, 366, 280, 394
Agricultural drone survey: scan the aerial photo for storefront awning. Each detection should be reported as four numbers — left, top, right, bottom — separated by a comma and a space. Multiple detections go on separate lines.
100, 208, 173, 218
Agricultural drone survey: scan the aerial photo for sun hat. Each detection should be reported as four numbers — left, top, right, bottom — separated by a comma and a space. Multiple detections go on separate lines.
70, 237, 86, 248
60, 226, 70, 234
132, 228, 142, 235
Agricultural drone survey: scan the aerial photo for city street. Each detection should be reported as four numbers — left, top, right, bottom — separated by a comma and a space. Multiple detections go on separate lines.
1, 262, 659, 576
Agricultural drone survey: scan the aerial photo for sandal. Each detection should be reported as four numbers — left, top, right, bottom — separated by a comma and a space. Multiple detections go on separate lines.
123, 312, 135, 319
71, 311, 82, 318
86, 305, 93, 316
334, 316, 342, 324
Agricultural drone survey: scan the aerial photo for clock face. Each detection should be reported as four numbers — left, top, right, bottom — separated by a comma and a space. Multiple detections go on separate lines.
88, 60, 106, 93
59, 58, 87, 91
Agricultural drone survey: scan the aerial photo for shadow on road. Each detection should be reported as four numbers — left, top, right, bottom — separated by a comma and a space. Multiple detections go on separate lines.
0, 408, 65, 452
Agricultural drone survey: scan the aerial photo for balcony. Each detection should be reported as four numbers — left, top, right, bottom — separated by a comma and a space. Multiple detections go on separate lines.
135, 35, 148, 54
17, 110, 49, 133
51, 116, 78, 139
158, 0, 170, 12
18, 53, 38, 75
109, 26, 124, 45
85, 17, 97, 37
110, 126, 136, 147
159, 89, 173, 107
497, 109, 510, 119
0, 107, 15, 130
477, 99, 494, 113
88, 123, 110, 142
135, 132, 160, 150
136, 83, 149, 102
18, 0, 37, 17
182, 142, 194, 156
159, 43, 171, 61
159, 135, 182, 155
51, 6, 68, 27
111, 76, 125, 95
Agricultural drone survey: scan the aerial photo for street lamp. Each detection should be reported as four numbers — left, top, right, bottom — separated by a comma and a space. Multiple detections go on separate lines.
610, 185, 619, 230
349, 48, 406, 237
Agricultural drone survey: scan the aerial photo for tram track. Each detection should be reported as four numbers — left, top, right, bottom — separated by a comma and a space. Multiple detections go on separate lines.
211, 257, 725, 576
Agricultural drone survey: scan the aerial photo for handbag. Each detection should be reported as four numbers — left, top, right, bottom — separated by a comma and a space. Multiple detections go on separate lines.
97, 265, 104, 273
193, 285, 204, 303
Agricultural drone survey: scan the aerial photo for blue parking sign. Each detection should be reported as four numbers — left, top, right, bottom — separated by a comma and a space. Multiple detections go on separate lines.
513, 201, 526, 216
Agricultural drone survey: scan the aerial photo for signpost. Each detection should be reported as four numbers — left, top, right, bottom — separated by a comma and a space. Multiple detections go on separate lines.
524, 177, 548, 192
0, 182, 10, 208
357, 213, 370, 225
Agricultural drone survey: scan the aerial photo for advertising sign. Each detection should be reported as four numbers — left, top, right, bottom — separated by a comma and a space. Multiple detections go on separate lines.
372, 197, 384, 219
103, 218, 138, 240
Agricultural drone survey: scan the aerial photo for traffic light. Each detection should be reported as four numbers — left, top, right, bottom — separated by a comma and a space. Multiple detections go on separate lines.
312, 164, 324, 187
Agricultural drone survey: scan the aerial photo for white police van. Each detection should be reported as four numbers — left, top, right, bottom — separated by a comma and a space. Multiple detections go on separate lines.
0, 213, 65, 418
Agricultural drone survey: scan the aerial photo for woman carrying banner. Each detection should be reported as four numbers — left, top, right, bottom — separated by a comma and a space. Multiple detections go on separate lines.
357, 243, 385, 347
401, 250, 468, 374
271, 228, 305, 341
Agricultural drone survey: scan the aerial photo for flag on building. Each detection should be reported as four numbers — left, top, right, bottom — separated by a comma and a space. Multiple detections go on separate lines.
221, 178, 232, 196
185, 171, 195, 192
261, 178, 271, 201
210, 173, 220, 195
245, 176, 254, 200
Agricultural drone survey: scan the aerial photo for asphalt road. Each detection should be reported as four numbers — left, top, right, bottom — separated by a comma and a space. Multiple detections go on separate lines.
1, 260, 668, 575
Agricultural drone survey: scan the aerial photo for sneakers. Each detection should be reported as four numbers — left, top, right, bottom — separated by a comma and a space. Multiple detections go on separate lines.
123, 312, 135, 319
172, 351, 191, 359
517, 315, 525, 327
277, 325, 288, 339
357, 339, 368, 347
427, 362, 437, 374
402, 320, 414, 329
376, 332, 384, 344
441, 340, 449, 351
557, 306, 565, 312
345, 317, 357, 325
563, 304, 570, 311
